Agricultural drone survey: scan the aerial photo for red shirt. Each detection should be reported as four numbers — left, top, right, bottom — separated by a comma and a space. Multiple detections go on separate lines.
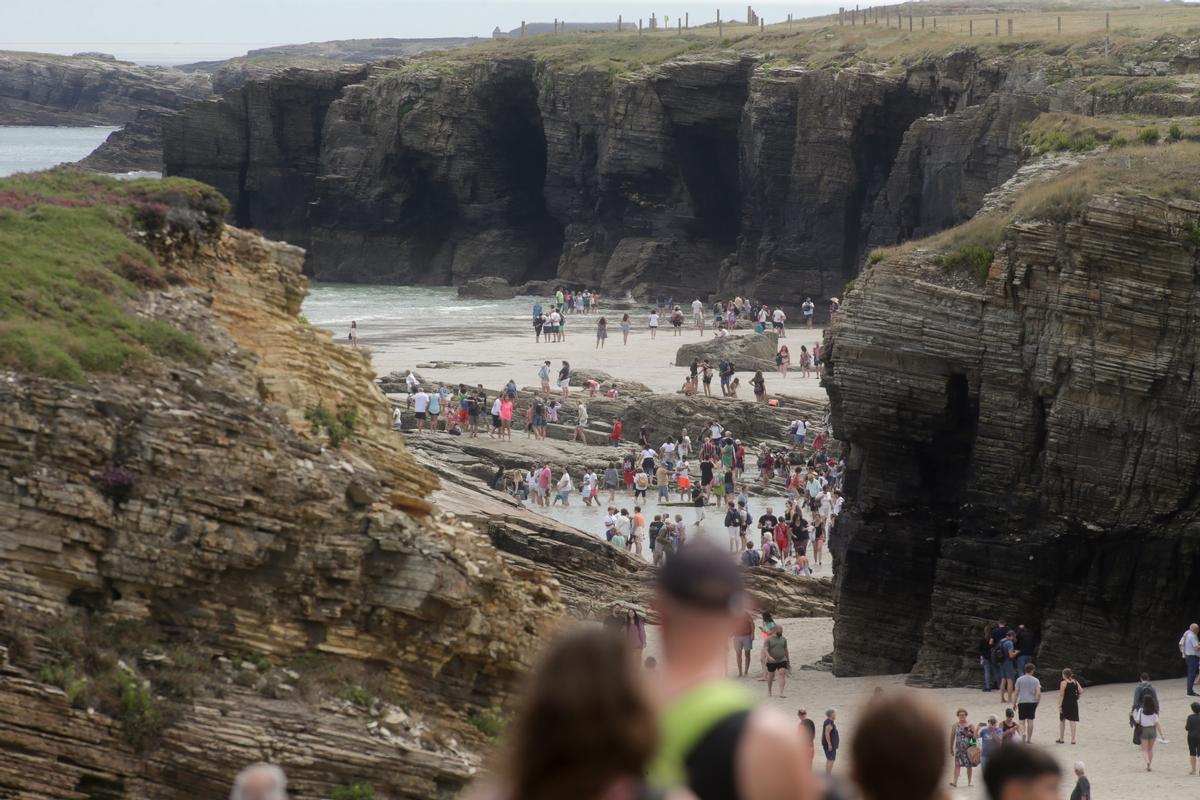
774, 521, 790, 552
611, 421, 622, 441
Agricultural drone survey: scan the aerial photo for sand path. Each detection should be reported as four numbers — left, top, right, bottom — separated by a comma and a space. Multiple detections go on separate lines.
643, 618, 1197, 798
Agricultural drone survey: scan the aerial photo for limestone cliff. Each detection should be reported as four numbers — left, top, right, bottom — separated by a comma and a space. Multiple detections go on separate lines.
0, 173, 558, 798
161, 33, 1200, 311
823, 145, 1200, 686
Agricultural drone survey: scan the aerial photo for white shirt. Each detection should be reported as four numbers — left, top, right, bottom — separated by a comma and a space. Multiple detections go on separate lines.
577, 405, 589, 426
604, 513, 617, 531
583, 473, 598, 493
1183, 629, 1200, 656
616, 515, 631, 535
661, 442, 676, 459
692, 300, 703, 315
678, 436, 691, 457
641, 448, 657, 461
772, 309, 786, 323
710, 424, 722, 439
649, 313, 659, 326
758, 309, 768, 323
413, 391, 430, 413
557, 473, 573, 491
405, 372, 418, 390
491, 398, 502, 415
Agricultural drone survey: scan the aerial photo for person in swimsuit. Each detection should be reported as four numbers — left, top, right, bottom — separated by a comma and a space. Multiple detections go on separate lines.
764, 627, 790, 698
621, 313, 632, 345
596, 316, 608, 349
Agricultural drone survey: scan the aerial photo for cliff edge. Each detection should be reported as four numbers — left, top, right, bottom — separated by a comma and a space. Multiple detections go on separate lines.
824, 143, 1200, 685
0, 170, 558, 798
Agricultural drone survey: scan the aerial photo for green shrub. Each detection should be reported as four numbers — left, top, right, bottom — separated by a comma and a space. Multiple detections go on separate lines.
866, 251, 885, 265
941, 245, 994, 284
331, 784, 375, 800
110, 670, 165, 749
1137, 127, 1161, 145
1184, 220, 1200, 247
305, 404, 358, 448
468, 709, 508, 737
337, 685, 373, 708
1169, 124, 1184, 142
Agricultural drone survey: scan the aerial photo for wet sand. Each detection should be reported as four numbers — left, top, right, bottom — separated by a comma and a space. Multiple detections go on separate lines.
371, 310, 827, 403
644, 618, 1199, 799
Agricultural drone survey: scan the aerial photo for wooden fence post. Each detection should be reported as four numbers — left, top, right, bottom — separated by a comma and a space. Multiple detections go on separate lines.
1007, 18, 1012, 36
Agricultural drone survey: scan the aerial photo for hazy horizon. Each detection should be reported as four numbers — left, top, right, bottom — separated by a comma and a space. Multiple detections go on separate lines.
5, 0, 840, 63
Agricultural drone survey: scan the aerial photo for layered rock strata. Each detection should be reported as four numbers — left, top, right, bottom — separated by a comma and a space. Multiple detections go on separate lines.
824, 189, 1200, 686
0, 184, 558, 798
163, 38, 1200, 310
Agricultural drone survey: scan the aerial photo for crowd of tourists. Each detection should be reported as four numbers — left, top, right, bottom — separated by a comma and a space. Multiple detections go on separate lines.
226, 545, 1100, 800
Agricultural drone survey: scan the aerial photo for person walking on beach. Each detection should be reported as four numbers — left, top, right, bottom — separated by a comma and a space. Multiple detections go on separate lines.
596, 316, 608, 349
647, 543, 814, 800
1132, 673, 1158, 715
539, 360, 551, 393
771, 306, 786, 338
648, 309, 659, 339
1186, 701, 1200, 774
412, 386, 430, 433
802, 297, 815, 329
799, 345, 812, 378
1133, 693, 1165, 771
572, 401, 589, 443
558, 361, 571, 399
751, 371, 766, 403
999, 630, 1018, 704
823, 709, 840, 774
553, 469, 573, 506
1014, 663, 1041, 742
1057, 668, 1082, 744
732, 609, 754, 677
776, 346, 790, 378
348, 320, 358, 347
950, 708, 978, 788
1181, 623, 1200, 696
1063, 763, 1089, 800
764, 627, 790, 698
620, 313, 631, 345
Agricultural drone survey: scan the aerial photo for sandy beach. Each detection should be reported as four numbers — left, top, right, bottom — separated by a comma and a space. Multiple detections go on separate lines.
319, 290, 1200, 799
374, 310, 828, 403
645, 618, 1199, 799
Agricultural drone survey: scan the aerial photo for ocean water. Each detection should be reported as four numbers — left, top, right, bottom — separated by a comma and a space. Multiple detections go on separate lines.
302, 283, 541, 344
0, 125, 119, 177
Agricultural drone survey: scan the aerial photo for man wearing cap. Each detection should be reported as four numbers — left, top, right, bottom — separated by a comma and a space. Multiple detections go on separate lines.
649, 542, 814, 800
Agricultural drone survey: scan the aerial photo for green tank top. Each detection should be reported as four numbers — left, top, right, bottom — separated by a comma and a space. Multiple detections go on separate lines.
648, 679, 755, 789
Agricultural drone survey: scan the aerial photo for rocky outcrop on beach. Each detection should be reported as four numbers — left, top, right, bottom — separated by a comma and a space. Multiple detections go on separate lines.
675, 332, 781, 372
823, 157, 1200, 686
160, 33, 1200, 309
0, 173, 559, 798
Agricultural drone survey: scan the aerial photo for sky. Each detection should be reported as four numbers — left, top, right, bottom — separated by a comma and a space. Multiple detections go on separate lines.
4, 0, 839, 63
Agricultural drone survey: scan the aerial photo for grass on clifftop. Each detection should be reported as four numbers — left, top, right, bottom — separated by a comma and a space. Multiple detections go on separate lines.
868, 140, 1200, 282
0, 170, 227, 382
393, 3, 1200, 76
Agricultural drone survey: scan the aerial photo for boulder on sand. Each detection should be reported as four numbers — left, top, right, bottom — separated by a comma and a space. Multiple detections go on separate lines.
568, 368, 652, 394
674, 332, 779, 371
457, 276, 518, 299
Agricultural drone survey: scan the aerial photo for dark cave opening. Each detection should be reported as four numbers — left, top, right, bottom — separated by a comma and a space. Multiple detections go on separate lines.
843, 90, 932, 281
672, 122, 742, 246
916, 372, 979, 501
478, 74, 565, 282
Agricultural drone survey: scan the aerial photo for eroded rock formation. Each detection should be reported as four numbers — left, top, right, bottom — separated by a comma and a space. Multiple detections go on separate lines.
824, 182, 1200, 686
0, 180, 559, 798
161, 36, 1200, 309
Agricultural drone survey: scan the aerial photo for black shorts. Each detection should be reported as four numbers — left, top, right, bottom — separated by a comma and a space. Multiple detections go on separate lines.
415, 411, 426, 419
635, 489, 646, 498
1017, 702, 1037, 721
492, 415, 501, 428
1189, 737, 1200, 757
767, 660, 790, 673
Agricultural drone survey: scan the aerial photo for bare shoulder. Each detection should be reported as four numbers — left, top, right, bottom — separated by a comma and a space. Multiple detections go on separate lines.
736, 708, 817, 800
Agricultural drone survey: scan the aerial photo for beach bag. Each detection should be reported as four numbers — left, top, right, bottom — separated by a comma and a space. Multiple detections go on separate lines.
755, 323, 765, 333
1131, 712, 1143, 744
966, 743, 982, 767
